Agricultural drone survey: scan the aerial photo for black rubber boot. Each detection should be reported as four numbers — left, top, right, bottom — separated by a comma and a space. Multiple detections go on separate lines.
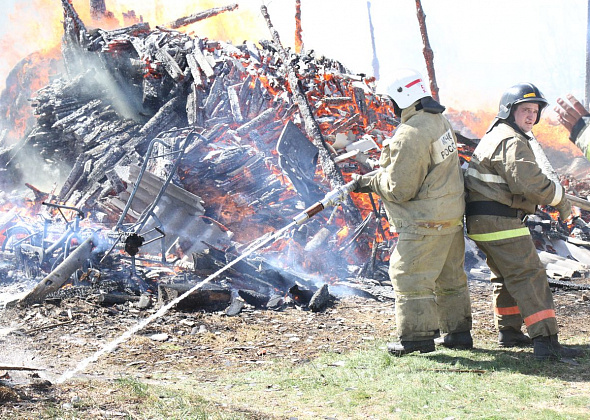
533, 335, 584, 360
387, 339, 435, 356
434, 331, 473, 350
498, 327, 532, 347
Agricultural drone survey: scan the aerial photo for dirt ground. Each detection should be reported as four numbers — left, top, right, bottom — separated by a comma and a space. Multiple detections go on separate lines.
0, 277, 589, 418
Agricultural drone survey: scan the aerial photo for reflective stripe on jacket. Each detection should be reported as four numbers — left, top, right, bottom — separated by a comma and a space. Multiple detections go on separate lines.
368, 102, 465, 236
464, 122, 563, 216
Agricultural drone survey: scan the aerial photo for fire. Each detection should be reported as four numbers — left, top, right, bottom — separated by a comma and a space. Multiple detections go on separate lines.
447, 107, 495, 139
533, 117, 581, 158
0, 1, 274, 94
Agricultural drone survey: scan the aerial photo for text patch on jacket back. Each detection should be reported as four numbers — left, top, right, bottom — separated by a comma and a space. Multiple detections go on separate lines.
431, 129, 456, 164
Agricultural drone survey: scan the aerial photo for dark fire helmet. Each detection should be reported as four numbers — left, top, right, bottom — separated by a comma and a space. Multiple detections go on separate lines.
497, 82, 549, 125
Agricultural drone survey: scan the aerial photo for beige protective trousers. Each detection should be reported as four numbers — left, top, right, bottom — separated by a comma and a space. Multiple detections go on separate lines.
466, 215, 558, 338
389, 229, 472, 341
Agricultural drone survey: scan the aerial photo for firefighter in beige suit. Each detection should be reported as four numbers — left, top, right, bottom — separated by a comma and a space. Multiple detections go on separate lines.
464, 83, 583, 360
353, 68, 473, 356
555, 93, 590, 159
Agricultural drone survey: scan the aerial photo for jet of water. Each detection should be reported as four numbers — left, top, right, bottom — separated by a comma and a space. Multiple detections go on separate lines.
57, 220, 297, 384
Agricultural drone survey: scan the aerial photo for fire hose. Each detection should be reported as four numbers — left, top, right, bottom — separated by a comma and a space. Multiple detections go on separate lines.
293, 170, 379, 225
566, 193, 590, 213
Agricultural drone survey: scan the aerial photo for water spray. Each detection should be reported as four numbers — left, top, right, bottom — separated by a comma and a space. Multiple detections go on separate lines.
56, 172, 377, 384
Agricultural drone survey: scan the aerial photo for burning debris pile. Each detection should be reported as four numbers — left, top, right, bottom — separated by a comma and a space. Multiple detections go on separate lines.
1, 1, 590, 316
0, 2, 400, 311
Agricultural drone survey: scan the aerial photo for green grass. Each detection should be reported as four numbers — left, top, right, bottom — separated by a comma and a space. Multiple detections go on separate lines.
35, 339, 590, 420
188, 340, 590, 419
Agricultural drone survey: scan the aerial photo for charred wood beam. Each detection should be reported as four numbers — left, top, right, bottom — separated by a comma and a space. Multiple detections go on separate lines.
58, 153, 88, 199
96, 293, 140, 306
227, 83, 245, 124
61, 0, 88, 43
155, 47, 184, 81
203, 76, 226, 116
90, 0, 107, 19
98, 22, 151, 40
186, 84, 205, 126
261, 5, 361, 224
139, 97, 182, 140
415, 0, 439, 102
165, 3, 239, 29
188, 39, 216, 79
105, 168, 126, 194
51, 99, 102, 130
157, 282, 231, 311
18, 235, 96, 306
235, 108, 275, 137
295, 0, 303, 53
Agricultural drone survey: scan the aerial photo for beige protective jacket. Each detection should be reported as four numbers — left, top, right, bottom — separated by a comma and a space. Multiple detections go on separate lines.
367, 103, 465, 236
464, 122, 563, 213
570, 116, 590, 160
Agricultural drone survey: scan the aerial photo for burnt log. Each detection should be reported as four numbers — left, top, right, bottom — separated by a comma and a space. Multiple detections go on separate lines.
415, 0, 439, 101
157, 282, 231, 311
236, 108, 276, 137
186, 84, 205, 126
237, 289, 269, 308
165, 4, 239, 29
188, 39, 216, 79
308, 283, 335, 312
96, 293, 140, 306
18, 235, 96, 306
58, 153, 88, 199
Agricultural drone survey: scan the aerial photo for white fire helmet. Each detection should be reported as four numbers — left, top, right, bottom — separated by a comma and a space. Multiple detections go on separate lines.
376, 68, 431, 109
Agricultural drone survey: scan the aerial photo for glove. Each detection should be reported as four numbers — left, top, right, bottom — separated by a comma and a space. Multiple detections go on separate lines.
555, 196, 572, 220
351, 173, 373, 193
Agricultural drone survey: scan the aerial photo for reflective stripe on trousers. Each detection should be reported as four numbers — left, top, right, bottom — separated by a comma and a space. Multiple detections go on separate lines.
467, 227, 530, 242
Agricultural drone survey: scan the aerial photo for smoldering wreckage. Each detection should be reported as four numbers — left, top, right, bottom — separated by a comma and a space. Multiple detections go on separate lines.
0, 0, 590, 391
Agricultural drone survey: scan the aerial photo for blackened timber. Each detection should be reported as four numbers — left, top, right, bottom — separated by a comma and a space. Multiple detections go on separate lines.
51, 99, 102, 129
105, 168, 126, 194
246, 79, 266, 119
295, 0, 303, 53
189, 39, 216, 79
139, 97, 182, 140
186, 84, 205, 126
203, 77, 225, 116
185, 51, 205, 86
165, 4, 239, 30
228, 84, 244, 124
60, 0, 88, 44
155, 47, 184, 81
90, 0, 107, 20
415, 0, 439, 101
58, 153, 88, 199
96, 293, 140, 306
236, 108, 275, 137
260, 5, 361, 224
18, 235, 96, 306
157, 282, 231, 311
